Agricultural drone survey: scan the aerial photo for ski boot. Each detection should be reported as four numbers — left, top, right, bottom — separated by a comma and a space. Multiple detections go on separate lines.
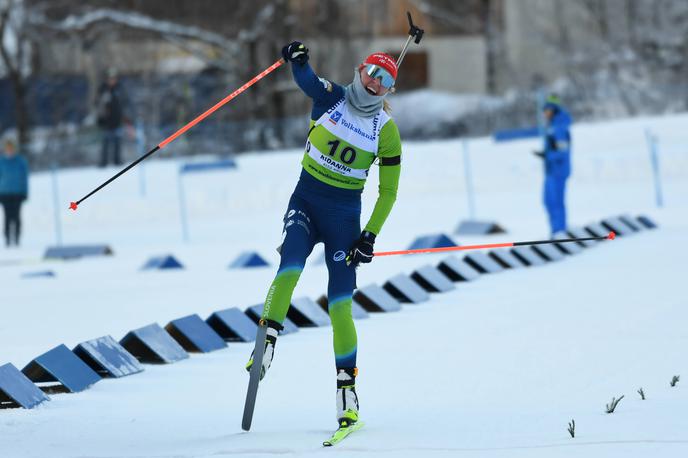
245, 319, 282, 380
336, 367, 359, 427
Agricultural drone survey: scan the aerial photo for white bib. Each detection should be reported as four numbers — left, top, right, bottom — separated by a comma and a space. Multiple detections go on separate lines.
306, 98, 390, 179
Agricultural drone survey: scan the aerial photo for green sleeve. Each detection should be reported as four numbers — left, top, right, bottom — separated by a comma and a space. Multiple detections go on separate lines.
364, 119, 402, 236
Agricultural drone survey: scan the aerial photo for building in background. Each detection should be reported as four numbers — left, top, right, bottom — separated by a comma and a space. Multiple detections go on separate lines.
2, 0, 687, 167
27, 0, 493, 94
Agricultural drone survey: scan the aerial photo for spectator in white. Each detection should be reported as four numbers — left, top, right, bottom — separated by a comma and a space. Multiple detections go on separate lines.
0, 138, 29, 247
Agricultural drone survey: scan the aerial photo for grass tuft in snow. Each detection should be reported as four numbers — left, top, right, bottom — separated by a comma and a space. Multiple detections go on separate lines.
637, 387, 646, 400
567, 419, 575, 438
605, 395, 625, 414
670, 375, 680, 387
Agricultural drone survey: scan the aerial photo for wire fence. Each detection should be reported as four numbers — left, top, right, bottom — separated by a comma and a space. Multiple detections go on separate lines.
3, 74, 688, 170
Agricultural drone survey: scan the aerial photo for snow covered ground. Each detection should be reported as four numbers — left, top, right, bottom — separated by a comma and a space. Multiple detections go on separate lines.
1, 113, 687, 457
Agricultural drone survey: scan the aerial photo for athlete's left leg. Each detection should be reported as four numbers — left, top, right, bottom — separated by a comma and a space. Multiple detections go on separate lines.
322, 213, 360, 368
322, 211, 360, 424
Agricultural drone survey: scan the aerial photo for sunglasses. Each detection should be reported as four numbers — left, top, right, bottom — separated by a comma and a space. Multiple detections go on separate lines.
364, 64, 396, 88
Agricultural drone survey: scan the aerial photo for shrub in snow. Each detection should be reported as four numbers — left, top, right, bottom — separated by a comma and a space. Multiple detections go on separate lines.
637, 387, 645, 400
605, 395, 624, 414
567, 419, 575, 438
670, 375, 680, 387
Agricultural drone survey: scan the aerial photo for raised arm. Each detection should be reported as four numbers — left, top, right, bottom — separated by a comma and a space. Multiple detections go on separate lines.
282, 41, 344, 116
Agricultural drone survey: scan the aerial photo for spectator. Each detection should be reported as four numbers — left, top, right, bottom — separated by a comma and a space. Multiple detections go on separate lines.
535, 95, 572, 236
0, 137, 29, 247
96, 68, 127, 167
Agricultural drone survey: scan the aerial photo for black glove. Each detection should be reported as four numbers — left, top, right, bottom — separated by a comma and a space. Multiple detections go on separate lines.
533, 150, 545, 159
346, 231, 376, 267
281, 41, 309, 65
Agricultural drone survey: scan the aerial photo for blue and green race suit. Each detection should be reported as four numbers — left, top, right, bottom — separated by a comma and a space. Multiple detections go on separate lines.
261, 60, 401, 369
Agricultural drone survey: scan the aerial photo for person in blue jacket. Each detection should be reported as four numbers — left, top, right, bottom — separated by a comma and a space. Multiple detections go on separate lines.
0, 138, 29, 247
535, 95, 572, 236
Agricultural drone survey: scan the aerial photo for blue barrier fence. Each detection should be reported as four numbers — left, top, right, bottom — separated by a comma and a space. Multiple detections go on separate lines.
1, 214, 658, 409
493, 126, 540, 142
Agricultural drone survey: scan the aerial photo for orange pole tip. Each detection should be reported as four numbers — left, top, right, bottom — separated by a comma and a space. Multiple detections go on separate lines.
607, 231, 616, 240
69, 202, 78, 211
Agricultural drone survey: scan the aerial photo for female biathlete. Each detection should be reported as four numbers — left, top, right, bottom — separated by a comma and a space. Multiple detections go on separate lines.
247, 41, 402, 429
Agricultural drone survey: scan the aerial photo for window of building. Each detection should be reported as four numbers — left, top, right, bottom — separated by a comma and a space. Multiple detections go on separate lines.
390, 51, 428, 91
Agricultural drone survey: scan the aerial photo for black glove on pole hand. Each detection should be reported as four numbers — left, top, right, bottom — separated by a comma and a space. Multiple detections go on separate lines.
347, 231, 376, 267
281, 41, 309, 65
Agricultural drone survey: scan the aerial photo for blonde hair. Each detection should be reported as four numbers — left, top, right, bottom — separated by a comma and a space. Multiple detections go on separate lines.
383, 99, 391, 114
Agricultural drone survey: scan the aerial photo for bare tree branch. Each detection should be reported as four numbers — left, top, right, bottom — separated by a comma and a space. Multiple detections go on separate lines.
0, 5, 15, 74
27, 8, 235, 50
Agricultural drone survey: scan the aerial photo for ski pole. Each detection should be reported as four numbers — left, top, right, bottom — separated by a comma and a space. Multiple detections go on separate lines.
69, 58, 286, 211
374, 232, 616, 257
395, 12, 425, 70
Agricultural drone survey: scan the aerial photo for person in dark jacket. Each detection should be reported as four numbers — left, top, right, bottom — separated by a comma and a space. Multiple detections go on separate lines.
96, 68, 126, 167
535, 95, 572, 236
0, 138, 29, 247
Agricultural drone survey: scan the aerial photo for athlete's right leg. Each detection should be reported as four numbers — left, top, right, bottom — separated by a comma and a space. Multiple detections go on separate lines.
263, 195, 318, 323
246, 194, 318, 379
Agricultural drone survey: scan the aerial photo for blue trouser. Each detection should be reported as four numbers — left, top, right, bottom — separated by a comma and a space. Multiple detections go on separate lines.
267, 170, 361, 368
543, 173, 568, 235
280, 191, 361, 299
